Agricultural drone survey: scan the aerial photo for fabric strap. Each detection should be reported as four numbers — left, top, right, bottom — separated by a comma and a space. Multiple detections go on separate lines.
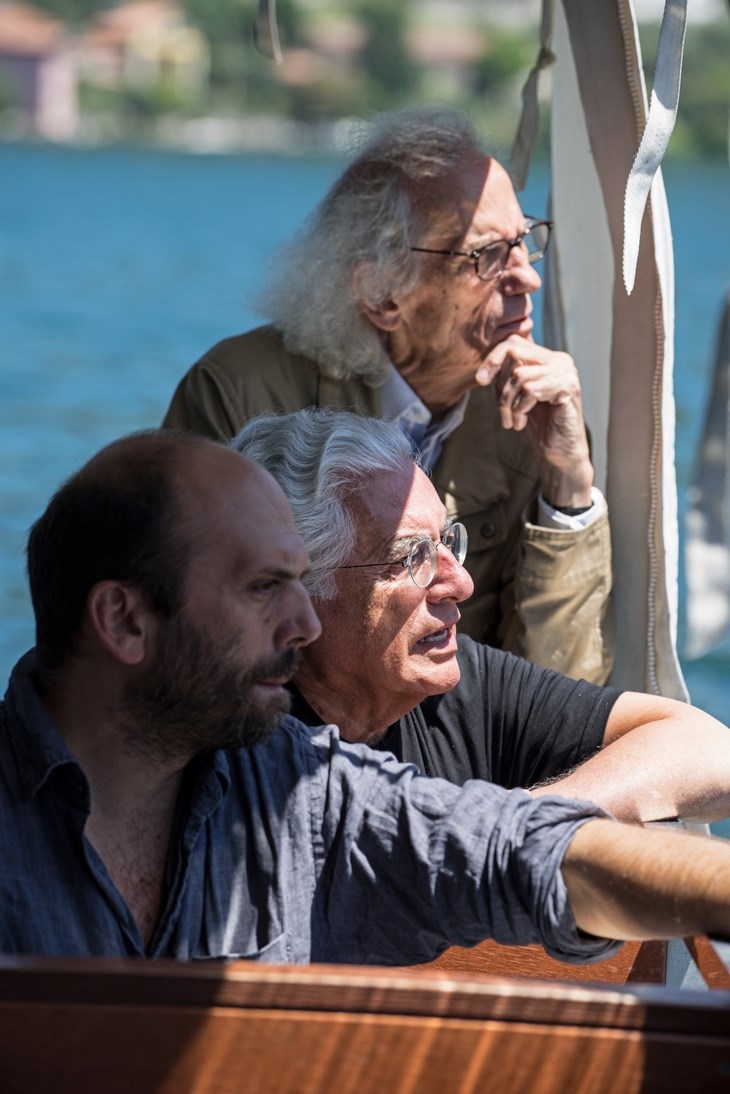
509, 0, 556, 190
622, 0, 687, 295
253, 0, 283, 64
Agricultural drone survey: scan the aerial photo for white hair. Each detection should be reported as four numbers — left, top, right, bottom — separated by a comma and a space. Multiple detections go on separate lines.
231, 408, 419, 600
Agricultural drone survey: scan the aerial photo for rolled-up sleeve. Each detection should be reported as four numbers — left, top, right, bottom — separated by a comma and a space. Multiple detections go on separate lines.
308, 727, 620, 967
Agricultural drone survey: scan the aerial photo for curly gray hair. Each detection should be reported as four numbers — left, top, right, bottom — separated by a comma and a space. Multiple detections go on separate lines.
257, 106, 487, 385
230, 407, 419, 601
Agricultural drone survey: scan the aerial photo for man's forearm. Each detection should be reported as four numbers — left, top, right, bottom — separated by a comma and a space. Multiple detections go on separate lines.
563, 820, 730, 941
534, 700, 730, 823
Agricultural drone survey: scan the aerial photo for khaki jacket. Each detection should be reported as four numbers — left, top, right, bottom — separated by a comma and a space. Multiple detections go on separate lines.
164, 326, 614, 682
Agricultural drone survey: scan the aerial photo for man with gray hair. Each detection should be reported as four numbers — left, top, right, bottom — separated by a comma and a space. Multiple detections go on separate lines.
5, 427, 730, 963
163, 105, 612, 685
232, 407, 730, 825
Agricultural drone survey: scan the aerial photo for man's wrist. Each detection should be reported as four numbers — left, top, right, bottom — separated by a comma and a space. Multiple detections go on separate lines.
540, 475, 594, 514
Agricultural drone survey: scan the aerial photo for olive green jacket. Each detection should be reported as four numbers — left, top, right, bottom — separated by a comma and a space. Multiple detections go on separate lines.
164, 326, 614, 683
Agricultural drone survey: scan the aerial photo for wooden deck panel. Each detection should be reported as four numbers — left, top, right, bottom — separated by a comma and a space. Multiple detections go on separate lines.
416, 938, 667, 984
0, 955, 729, 1094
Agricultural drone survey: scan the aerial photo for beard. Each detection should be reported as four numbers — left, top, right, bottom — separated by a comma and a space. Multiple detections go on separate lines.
115, 615, 299, 764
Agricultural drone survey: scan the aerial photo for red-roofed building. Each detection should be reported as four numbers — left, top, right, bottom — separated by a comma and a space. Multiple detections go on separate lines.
0, 3, 78, 139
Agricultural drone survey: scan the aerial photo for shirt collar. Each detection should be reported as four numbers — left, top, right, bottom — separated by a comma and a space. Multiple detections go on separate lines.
379, 365, 469, 473
5, 649, 230, 803
4, 650, 81, 800
379, 364, 431, 424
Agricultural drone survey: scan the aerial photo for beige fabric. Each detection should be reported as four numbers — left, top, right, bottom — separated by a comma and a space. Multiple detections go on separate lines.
163, 325, 614, 683
545, 0, 686, 699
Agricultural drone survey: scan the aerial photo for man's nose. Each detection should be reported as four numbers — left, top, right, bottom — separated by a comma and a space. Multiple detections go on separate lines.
428, 545, 474, 602
501, 244, 542, 291
280, 585, 322, 649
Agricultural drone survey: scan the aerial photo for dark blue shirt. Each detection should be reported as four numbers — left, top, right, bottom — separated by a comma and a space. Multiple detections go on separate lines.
0, 652, 619, 966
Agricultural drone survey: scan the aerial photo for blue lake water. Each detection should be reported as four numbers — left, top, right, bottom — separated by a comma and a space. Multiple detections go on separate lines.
1, 142, 728, 744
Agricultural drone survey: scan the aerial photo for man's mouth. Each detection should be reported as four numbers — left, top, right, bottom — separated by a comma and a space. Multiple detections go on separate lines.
415, 623, 458, 651
250, 649, 300, 689
495, 314, 533, 339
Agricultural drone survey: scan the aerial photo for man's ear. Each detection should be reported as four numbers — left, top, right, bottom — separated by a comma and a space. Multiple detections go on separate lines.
86, 581, 150, 666
353, 263, 403, 333
360, 297, 402, 332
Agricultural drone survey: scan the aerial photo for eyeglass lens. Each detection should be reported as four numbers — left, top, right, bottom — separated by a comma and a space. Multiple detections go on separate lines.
477, 223, 550, 281
407, 523, 468, 588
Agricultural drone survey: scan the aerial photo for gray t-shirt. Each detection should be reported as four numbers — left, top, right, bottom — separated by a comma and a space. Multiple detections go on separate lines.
0, 650, 619, 966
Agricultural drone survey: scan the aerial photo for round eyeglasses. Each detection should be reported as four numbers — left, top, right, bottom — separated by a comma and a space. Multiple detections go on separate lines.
410, 217, 553, 282
338, 522, 468, 589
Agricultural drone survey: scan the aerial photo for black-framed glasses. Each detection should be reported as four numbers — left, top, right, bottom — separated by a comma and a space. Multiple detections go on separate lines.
338, 522, 468, 589
410, 217, 553, 282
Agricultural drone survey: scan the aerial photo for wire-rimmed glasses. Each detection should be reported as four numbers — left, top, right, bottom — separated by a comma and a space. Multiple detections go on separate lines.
338, 522, 468, 589
410, 217, 553, 282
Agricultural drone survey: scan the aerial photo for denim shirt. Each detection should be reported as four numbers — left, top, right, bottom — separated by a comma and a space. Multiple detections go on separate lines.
0, 651, 619, 966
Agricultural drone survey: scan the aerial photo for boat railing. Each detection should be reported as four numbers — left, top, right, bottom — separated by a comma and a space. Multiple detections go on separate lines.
0, 937, 728, 1093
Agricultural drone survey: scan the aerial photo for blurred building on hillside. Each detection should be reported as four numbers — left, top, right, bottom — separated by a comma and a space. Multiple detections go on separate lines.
0, 0, 209, 142
0, 3, 78, 140
78, 0, 209, 99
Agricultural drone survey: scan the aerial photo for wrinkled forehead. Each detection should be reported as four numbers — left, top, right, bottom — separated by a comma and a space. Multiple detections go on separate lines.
348, 464, 448, 551
416, 155, 521, 244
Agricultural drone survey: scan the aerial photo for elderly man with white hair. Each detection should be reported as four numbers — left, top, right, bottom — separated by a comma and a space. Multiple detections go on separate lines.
164, 105, 612, 684
233, 407, 730, 824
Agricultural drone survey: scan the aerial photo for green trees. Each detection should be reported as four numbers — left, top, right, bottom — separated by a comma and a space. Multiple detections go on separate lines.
639, 17, 730, 159
355, 0, 420, 110
16, 0, 730, 157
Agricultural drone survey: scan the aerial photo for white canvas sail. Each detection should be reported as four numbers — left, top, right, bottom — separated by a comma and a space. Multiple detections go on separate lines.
515, 0, 689, 698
